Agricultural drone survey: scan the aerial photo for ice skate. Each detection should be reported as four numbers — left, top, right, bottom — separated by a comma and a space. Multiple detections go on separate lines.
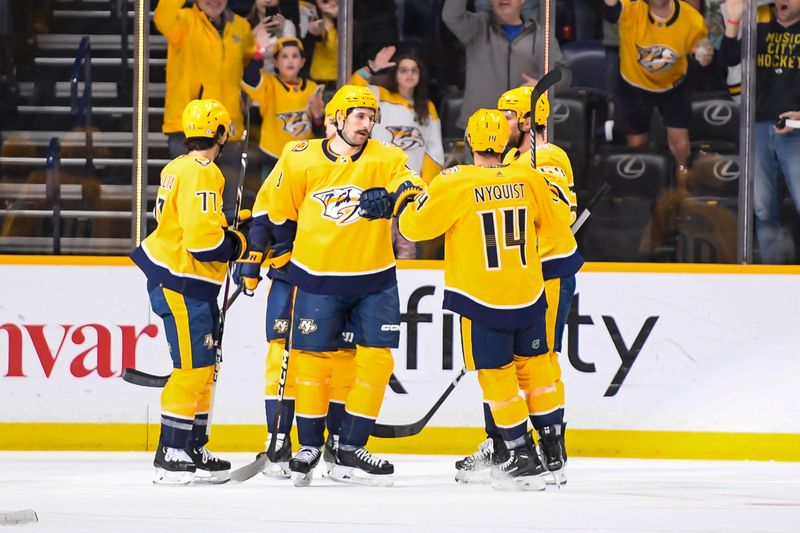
330, 446, 394, 487
289, 446, 322, 487
322, 433, 338, 475
491, 434, 547, 491
261, 433, 292, 479
537, 424, 567, 486
184, 445, 231, 484
153, 446, 196, 486
455, 435, 509, 485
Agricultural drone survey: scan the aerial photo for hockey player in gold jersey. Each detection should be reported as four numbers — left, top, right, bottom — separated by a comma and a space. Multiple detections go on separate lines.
257, 85, 425, 486
232, 92, 357, 479
131, 99, 249, 485
450, 86, 581, 485
393, 109, 583, 490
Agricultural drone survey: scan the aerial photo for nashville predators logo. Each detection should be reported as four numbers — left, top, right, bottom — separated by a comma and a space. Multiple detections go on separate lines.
273, 319, 289, 335
636, 44, 679, 73
297, 318, 318, 335
387, 126, 424, 151
276, 111, 312, 137
313, 186, 363, 225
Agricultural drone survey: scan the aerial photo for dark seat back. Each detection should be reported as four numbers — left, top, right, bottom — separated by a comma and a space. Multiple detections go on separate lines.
561, 40, 608, 94
439, 91, 464, 139
689, 92, 740, 151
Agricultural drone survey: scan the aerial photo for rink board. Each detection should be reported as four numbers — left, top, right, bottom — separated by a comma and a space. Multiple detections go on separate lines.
1, 257, 799, 460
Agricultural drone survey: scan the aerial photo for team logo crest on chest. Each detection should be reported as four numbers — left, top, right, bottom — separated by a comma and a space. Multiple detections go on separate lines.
313, 185, 363, 225
277, 111, 312, 137
386, 125, 424, 150
636, 44, 679, 73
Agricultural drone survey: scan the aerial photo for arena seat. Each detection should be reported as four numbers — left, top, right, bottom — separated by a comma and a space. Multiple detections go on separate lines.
439, 91, 464, 139
561, 40, 608, 95
579, 147, 673, 261
689, 92, 740, 152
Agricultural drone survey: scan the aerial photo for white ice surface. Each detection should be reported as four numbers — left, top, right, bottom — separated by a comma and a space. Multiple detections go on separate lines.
1, 452, 799, 532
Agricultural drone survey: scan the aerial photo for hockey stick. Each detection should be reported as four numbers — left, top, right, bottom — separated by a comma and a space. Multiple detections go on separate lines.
0, 510, 38, 526
371, 368, 467, 438
121, 286, 244, 388
571, 182, 612, 234
530, 66, 567, 170
230, 287, 295, 482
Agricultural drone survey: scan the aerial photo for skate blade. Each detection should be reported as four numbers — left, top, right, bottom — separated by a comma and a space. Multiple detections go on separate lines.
544, 469, 567, 486
455, 469, 491, 485
153, 467, 194, 486
291, 470, 314, 487
192, 469, 230, 484
329, 465, 394, 487
321, 460, 335, 477
491, 474, 546, 492
261, 461, 291, 479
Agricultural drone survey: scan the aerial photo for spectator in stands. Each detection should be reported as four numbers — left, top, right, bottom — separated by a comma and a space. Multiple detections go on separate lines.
241, 37, 325, 180
302, 0, 339, 85
602, 0, 710, 172
720, 0, 800, 264
247, 0, 297, 74
475, 0, 539, 20
352, 45, 445, 258
154, 0, 255, 210
442, 0, 570, 131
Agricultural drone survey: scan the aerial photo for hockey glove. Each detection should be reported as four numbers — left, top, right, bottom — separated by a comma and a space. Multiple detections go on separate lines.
266, 241, 293, 269
223, 208, 253, 233
233, 250, 264, 296
358, 187, 393, 220
390, 181, 423, 217
227, 228, 248, 261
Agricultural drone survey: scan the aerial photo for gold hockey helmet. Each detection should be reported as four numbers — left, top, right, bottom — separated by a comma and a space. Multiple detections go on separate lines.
182, 99, 233, 139
466, 108, 510, 154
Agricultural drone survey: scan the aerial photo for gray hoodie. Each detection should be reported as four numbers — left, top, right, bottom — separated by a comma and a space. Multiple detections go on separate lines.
442, 0, 570, 130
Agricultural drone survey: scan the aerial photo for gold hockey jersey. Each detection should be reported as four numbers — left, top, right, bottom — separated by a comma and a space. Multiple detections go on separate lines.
263, 138, 425, 294
398, 164, 583, 328
131, 155, 231, 301
505, 144, 578, 224
616, 0, 707, 92
241, 73, 321, 158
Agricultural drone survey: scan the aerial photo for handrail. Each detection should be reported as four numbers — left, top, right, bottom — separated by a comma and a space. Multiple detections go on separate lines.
45, 137, 62, 254
70, 36, 94, 175
111, 0, 131, 101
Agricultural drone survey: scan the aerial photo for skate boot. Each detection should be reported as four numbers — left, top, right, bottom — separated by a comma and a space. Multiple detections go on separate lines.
330, 446, 394, 487
491, 434, 547, 491
184, 445, 231, 484
289, 446, 322, 487
537, 424, 567, 486
153, 446, 196, 485
322, 433, 338, 475
261, 433, 292, 479
455, 435, 509, 485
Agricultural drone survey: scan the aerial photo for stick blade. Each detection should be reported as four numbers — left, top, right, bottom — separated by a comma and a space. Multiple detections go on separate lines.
121, 368, 170, 388
0, 510, 38, 526
230, 453, 268, 482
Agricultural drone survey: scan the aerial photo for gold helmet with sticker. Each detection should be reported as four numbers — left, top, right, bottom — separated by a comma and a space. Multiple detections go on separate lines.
182, 99, 233, 139
328, 85, 380, 123
465, 108, 510, 153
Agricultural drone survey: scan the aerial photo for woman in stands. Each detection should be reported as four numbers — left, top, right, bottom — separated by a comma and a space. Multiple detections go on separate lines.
352, 46, 444, 259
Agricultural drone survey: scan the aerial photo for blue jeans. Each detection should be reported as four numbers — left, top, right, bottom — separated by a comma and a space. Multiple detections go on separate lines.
754, 122, 800, 264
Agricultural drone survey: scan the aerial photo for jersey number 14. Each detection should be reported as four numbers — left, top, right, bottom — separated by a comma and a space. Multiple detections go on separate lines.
478, 207, 527, 270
